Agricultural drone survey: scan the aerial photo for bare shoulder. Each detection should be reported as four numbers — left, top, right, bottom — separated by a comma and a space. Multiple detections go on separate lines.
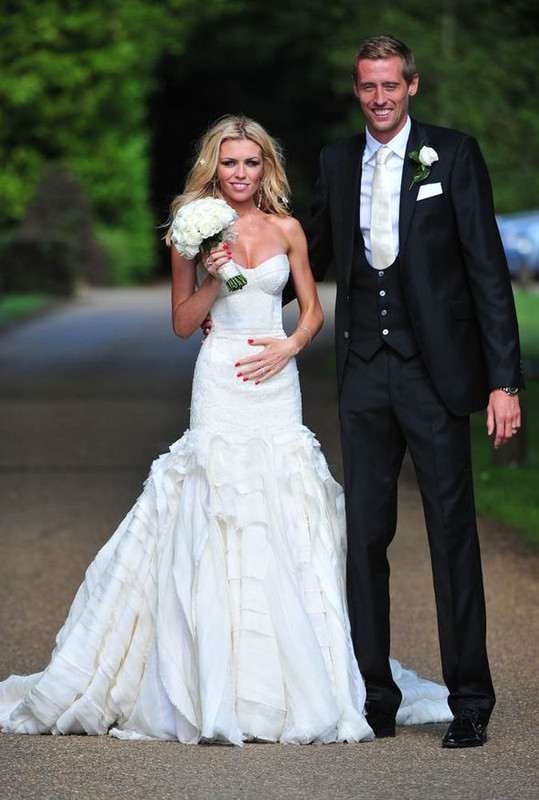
267, 214, 305, 245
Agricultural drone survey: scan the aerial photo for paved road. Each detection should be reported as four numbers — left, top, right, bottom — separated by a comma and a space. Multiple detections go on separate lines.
0, 287, 537, 799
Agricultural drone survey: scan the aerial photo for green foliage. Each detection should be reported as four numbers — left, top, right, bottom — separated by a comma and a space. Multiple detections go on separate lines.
470, 288, 539, 543
324, 0, 539, 213
471, 381, 539, 545
0, 293, 54, 324
1, 0, 538, 285
514, 288, 539, 358
0, 237, 76, 295
96, 225, 157, 285
0, 0, 205, 282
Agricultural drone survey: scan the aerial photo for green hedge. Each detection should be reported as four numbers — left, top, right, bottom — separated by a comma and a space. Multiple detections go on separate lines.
0, 237, 76, 296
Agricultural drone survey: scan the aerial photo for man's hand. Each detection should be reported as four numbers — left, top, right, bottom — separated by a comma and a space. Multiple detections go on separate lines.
486, 389, 521, 449
201, 315, 212, 337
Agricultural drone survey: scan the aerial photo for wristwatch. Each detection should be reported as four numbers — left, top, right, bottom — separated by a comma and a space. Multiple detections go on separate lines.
498, 386, 520, 396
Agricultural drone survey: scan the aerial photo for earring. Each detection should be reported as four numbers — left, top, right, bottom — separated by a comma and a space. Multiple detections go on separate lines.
257, 185, 263, 210
212, 177, 219, 197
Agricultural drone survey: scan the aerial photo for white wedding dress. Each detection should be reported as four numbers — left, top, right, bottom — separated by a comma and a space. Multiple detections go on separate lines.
0, 254, 451, 744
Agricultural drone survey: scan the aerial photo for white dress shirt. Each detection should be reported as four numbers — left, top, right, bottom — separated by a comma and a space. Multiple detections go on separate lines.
360, 116, 411, 266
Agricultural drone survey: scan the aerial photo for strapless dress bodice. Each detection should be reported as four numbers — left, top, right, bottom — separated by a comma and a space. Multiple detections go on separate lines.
198, 253, 289, 336
191, 254, 301, 433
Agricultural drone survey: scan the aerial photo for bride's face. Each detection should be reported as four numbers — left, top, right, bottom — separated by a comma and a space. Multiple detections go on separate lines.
217, 138, 264, 206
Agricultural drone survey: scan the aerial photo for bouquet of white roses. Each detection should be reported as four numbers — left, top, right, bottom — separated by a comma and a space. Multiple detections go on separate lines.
171, 197, 247, 292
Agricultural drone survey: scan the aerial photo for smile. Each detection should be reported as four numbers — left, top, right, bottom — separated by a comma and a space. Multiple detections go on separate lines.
231, 183, 249, 190
373, 109, 392, 117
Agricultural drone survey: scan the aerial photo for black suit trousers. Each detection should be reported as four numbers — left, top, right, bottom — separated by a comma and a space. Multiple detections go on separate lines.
339, 347, 495, 727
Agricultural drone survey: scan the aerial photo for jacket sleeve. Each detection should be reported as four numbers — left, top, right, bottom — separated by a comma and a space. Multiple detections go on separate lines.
282, 148, 333, 306
306, 147, 334, 283
450, 135, 524, 388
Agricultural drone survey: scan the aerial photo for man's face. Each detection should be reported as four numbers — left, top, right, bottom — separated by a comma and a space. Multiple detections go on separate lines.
353, 56, 418, 143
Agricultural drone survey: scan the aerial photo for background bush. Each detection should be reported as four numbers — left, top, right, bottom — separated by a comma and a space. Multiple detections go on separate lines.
1, 0, 538, 284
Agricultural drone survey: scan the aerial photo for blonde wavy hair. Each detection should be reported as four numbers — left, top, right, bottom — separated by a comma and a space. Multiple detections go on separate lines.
165, 115, 291, 246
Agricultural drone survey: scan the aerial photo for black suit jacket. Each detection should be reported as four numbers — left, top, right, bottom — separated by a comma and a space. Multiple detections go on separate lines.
302, 118, 523, 416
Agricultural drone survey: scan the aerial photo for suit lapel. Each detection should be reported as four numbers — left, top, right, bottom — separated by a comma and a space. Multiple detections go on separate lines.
399, 119, 427, 252
340, 134, 365, 288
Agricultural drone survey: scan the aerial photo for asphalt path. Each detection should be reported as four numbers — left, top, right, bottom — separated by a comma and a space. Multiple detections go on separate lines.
0, 286, 537, 799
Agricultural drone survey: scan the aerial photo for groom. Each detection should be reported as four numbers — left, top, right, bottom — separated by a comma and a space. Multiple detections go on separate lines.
306, 35, 523, 747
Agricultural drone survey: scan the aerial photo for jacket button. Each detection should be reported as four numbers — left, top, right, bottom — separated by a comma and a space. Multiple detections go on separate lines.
344, 331, 349, 339
346, 294, 350, 301
378, 271, 385, 277
382, 328, 389, 336
381, 309, 388, 316
379, 290, 386, 297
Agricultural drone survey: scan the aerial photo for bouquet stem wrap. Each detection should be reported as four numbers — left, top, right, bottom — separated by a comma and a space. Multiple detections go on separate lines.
200, 234, 246, 293
216, 260, 248, 292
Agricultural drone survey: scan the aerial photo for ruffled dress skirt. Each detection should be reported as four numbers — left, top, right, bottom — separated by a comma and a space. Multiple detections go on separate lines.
0, 308, 451, 744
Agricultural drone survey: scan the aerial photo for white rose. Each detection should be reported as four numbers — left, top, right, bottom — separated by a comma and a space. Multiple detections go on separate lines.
171, 197, 238, 259
172, 233, 198, 259
212, 211, 228, 230
177, 221, 198, 244
185, 244, 199, 259
197, 217, 214, 238
419, 146, 439, 167
184, 229, 200, 247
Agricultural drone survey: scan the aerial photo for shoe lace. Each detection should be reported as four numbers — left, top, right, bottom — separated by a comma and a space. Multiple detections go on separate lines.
454, 709, 481, 727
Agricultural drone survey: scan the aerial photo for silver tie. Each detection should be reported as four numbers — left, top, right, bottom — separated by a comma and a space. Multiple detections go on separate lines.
370, 146, 394, 270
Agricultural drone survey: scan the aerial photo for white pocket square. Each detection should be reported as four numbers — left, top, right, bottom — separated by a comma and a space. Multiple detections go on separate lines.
417, 182, 443, 201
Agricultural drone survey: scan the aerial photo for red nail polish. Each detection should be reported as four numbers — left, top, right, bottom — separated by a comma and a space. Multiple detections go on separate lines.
237, 372, 242, 377
255, 380, 260, 385
248, 339, 253, 344
234, 362, 240, 367
243, 377, 248, 382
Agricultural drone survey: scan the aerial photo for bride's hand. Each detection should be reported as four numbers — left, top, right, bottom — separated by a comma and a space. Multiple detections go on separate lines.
202, 243, 232, 279
235, 337, 298, 384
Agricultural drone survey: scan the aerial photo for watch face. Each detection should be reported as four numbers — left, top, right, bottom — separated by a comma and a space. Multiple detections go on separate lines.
504, 387, 519, 395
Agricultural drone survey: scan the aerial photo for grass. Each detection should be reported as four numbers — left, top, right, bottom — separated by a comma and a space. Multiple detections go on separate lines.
471, 382, 539, 545
0, 293, 54, 324
513, 288, 539, 357
470, 287, 539, 545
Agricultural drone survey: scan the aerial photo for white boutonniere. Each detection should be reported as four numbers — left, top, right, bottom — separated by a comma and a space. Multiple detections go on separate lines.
409, 142, 439, 188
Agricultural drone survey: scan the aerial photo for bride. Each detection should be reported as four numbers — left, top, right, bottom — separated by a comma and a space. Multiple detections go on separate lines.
0, 116, 451, 744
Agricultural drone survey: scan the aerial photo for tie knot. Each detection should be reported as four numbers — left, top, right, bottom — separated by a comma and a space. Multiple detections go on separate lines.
375, 146, 391, 166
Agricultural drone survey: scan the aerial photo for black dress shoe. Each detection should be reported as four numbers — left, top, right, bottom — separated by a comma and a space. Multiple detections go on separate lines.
365, 710, 396, 738
442, 709, 488, 748
372, 726, 396, 738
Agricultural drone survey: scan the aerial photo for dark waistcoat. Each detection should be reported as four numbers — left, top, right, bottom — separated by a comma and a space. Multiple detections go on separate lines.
349, 234, 419, 361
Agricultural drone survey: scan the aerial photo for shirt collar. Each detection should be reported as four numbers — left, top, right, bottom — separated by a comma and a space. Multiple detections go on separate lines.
363, 116, 411, 164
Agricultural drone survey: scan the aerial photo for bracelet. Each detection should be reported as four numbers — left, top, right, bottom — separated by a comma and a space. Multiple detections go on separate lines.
296, 325, 312, 345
